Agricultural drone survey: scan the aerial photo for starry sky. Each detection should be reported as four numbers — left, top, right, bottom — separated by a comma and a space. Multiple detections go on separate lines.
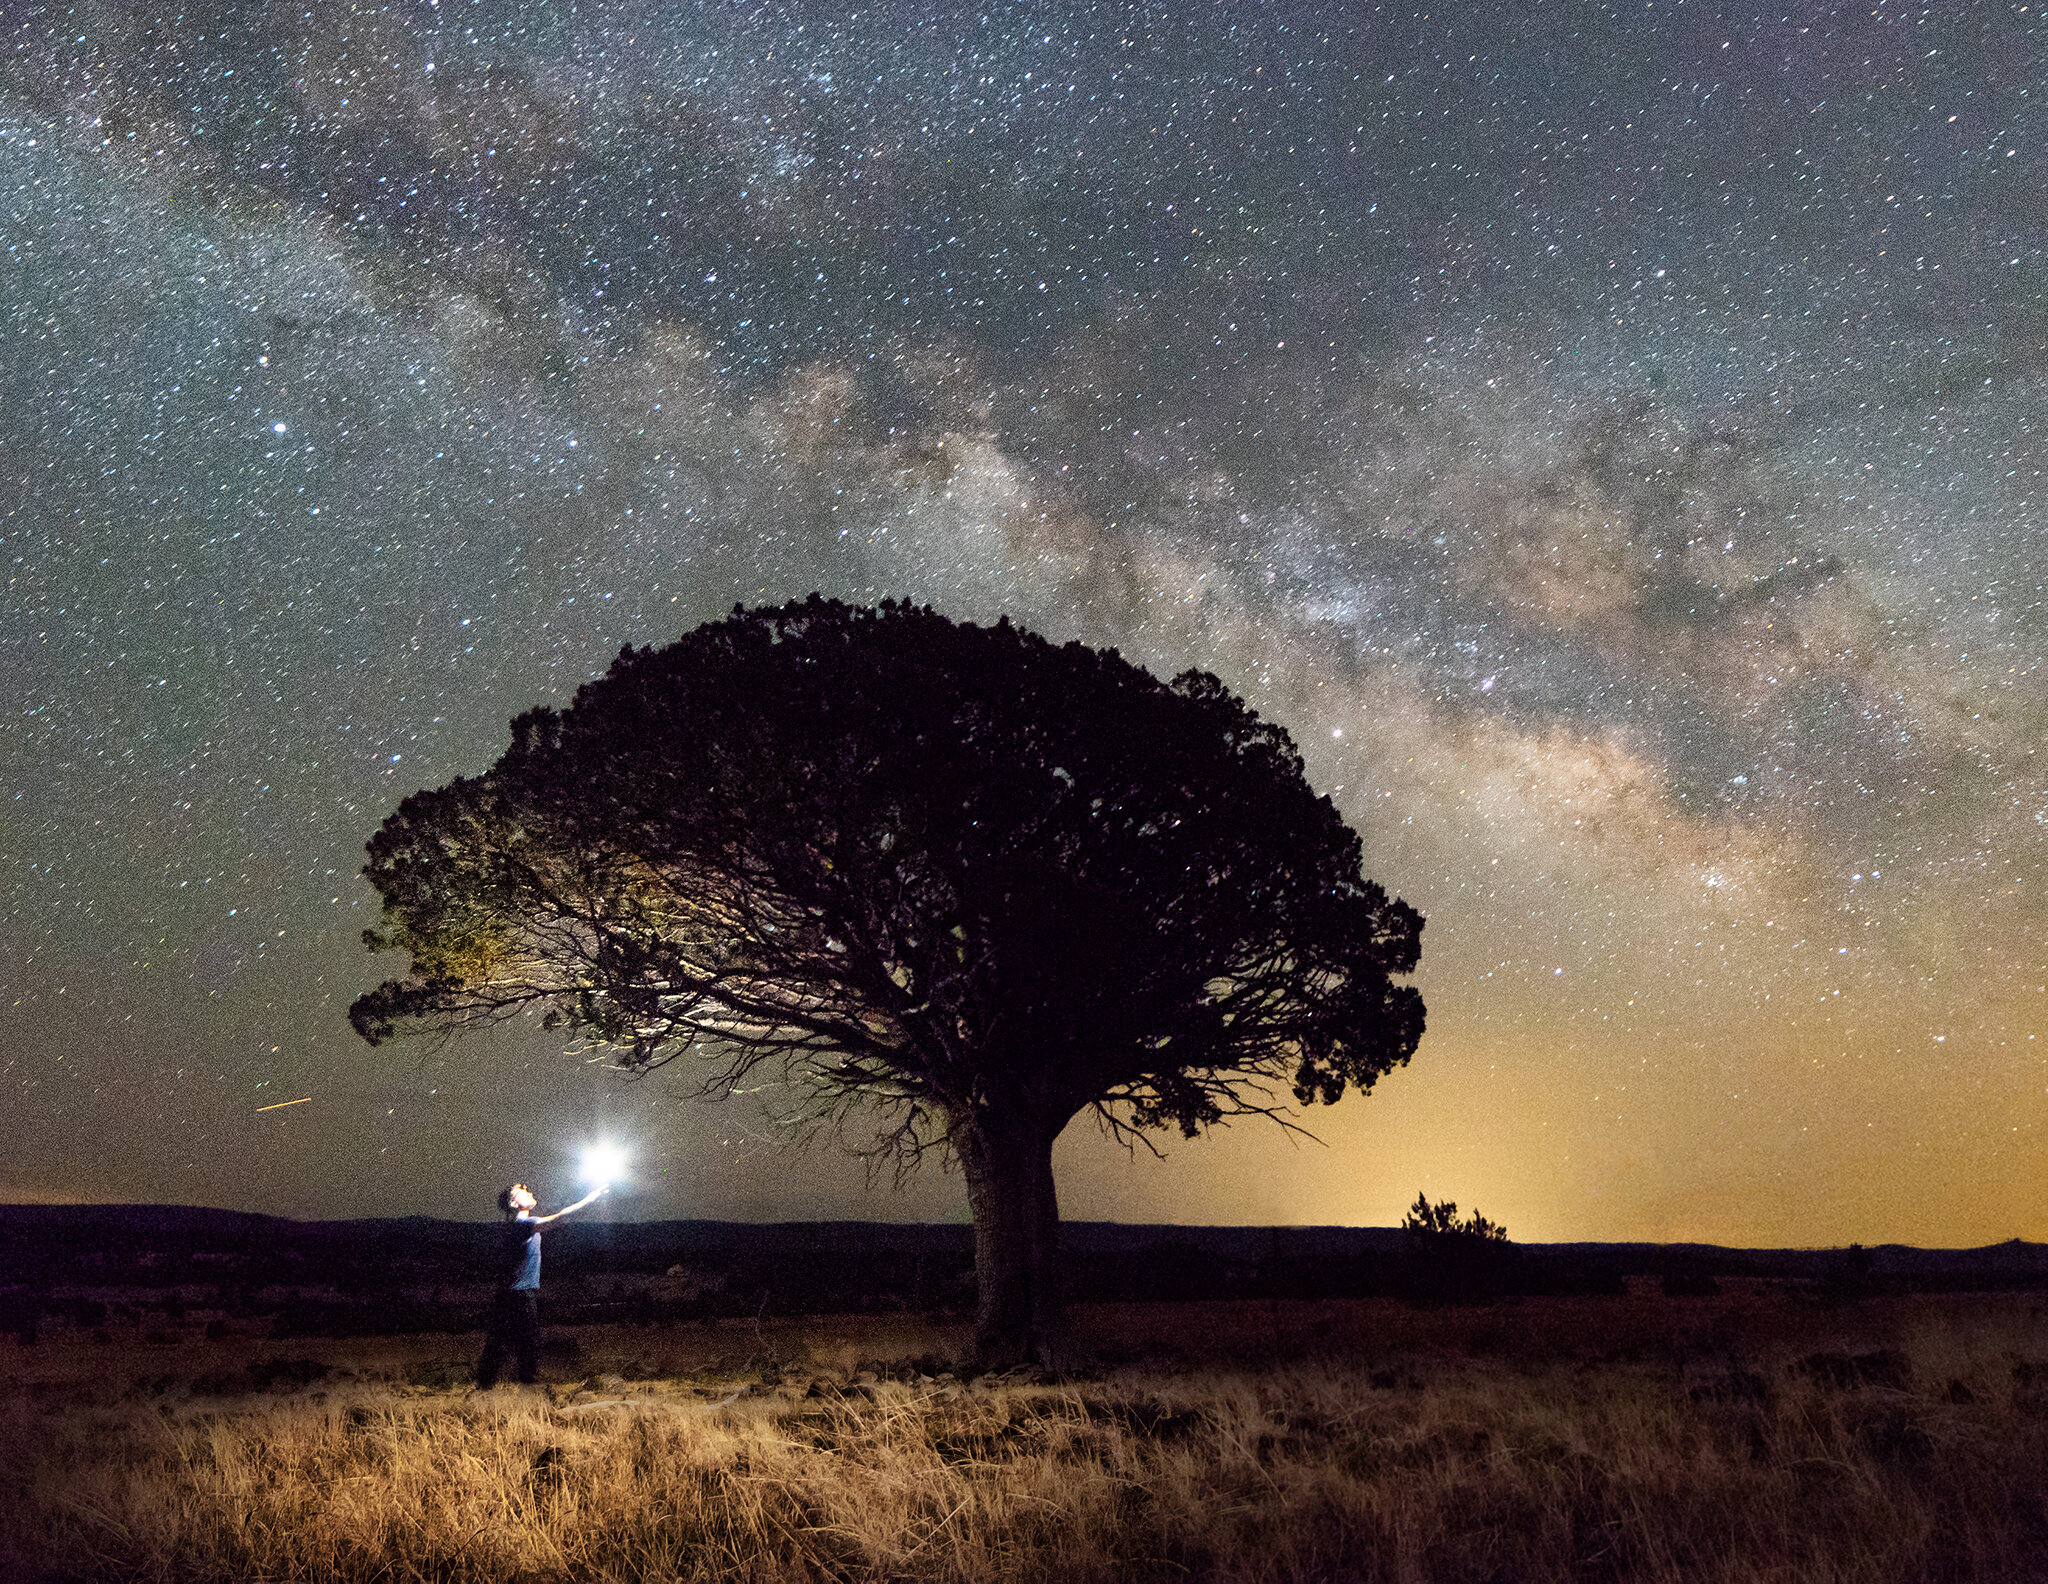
3, 0, 2043, 1243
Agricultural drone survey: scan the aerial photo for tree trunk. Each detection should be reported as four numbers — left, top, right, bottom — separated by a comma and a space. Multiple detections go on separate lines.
955, 1111, 1063, 1369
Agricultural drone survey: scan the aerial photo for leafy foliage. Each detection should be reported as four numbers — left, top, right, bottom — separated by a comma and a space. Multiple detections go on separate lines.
1400, 1193, 1515, 1306
353, 597, 1424, 1156
1402, 1193, 1509, 1245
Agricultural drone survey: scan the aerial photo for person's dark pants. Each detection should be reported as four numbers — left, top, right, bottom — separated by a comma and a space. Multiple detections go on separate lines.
476, 1289, 541, 1387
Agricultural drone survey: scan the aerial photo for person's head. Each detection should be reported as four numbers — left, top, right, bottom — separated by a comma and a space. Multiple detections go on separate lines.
497, 1183, 537, 1216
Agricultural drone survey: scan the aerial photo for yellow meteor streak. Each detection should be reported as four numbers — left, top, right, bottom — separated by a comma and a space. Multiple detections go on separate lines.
255, 1096, 313, 1112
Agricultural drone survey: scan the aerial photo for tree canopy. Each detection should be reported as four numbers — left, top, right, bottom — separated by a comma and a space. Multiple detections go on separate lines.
1402, 1193, 1509, 1244
351, 597, 1425, 1362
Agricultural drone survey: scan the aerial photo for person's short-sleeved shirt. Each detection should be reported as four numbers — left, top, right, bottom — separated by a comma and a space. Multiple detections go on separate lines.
503, 1212, 542, 1290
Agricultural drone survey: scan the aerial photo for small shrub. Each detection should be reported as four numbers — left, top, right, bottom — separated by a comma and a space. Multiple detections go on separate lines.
1401, 1194, 1518, 1304
1402, 1192, 1509, 1243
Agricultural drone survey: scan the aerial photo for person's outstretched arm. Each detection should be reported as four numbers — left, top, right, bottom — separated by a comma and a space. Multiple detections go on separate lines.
530, 1184, 609, 1226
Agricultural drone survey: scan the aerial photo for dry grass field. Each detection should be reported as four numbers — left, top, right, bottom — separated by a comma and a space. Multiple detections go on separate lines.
5, 1285, 2046, 1582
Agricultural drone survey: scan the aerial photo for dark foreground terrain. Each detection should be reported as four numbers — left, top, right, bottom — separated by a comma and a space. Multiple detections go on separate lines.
5, 1281, 2047, 1582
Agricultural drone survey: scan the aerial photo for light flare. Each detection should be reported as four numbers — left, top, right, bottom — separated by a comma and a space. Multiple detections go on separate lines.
578, 1140, 630, 1189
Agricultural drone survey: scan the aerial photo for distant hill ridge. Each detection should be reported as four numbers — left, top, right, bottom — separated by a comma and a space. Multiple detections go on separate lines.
6, 1203, 2047, 1340
4, 1202, 2043, 1278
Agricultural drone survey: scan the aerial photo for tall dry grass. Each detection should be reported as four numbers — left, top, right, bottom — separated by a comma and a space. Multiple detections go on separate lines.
4, 1291, 2045, 1582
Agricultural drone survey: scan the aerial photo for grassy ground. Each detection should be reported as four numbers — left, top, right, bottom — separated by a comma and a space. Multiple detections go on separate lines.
5, 1286, 2046, 1582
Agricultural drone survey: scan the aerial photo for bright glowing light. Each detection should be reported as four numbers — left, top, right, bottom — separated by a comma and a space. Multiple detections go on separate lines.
579, 1140, 629, 1188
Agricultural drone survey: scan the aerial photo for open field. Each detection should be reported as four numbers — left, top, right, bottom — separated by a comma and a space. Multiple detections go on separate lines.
5, 1287, 2046, 1583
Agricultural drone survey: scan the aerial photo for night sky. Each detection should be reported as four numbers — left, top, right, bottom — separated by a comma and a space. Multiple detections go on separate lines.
4, 1, 2043, 1243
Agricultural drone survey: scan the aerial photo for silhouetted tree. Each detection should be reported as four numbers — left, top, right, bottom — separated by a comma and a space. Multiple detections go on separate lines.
1401, 1193, 1508, 1244
350, 597, 1425, 1364
1401, 1192, 1513, 1304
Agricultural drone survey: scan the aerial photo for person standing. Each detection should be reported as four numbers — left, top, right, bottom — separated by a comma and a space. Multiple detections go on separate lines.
475, 1179, 606, 1389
